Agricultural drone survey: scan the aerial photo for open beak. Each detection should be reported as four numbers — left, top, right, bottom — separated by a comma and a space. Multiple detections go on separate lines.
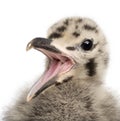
26, 37, 74, 102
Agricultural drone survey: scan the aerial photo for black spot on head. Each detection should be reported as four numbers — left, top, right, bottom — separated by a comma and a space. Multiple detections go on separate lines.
84, 24, 97, 32
48, 32, 62, 39
72, 32, 80, 37
85, 58, 97, 76
66, 46, 76, 50
57, 26, 66, 32
77, 18, 83, 23
64, 19, 69, 25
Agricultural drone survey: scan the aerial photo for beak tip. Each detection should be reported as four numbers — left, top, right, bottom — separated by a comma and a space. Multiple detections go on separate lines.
26, 42, 33, 51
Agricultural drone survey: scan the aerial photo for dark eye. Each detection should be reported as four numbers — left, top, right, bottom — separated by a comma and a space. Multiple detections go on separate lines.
81, 39, 93, 51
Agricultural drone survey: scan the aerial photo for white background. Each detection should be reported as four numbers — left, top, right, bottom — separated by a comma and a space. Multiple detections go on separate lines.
0, 0, 120, 120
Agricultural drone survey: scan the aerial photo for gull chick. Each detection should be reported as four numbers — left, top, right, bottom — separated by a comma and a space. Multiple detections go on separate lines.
4, 17, 120, 121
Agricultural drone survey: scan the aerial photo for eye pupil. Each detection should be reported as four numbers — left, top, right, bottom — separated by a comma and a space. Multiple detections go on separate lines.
81, 39, 93, 51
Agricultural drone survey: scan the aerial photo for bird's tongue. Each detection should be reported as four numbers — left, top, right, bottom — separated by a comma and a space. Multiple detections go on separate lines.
27, 53, 73, 102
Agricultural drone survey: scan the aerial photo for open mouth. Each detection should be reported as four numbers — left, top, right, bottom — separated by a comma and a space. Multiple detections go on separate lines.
26, 38, 75, 102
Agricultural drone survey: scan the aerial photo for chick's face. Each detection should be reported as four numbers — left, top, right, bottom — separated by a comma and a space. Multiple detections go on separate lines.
26, 17, 109, 102
48, 17, 108, 67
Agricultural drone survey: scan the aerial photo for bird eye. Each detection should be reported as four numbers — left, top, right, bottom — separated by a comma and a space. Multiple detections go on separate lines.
81, 39, 93, 51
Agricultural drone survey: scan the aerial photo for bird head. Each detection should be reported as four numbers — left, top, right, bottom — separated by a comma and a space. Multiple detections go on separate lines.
26, 17, 109, 102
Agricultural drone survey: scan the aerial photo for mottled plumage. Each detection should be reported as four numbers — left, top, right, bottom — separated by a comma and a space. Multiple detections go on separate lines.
3, 17, 120, 121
